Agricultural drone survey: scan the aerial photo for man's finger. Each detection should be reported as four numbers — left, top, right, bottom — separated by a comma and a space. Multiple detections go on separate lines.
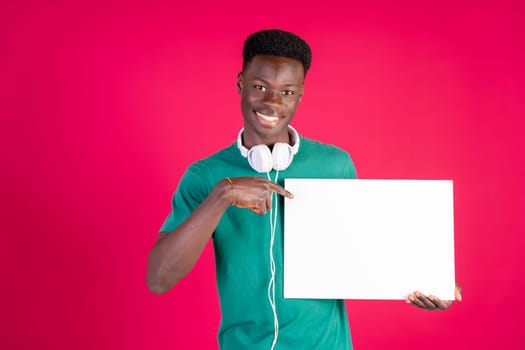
455, 285, 463, 301
268, 182, 294, 199
408, 295, 427, 309
428, 295, 448, 309
414, 291, 438, 310
265, 192, 273, 211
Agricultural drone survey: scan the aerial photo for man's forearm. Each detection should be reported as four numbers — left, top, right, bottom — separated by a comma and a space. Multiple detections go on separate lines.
146, 180, 232, 294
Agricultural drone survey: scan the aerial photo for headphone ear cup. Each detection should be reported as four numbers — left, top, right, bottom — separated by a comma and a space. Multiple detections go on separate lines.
247, 145, 274, 173
272, 143, 294, 171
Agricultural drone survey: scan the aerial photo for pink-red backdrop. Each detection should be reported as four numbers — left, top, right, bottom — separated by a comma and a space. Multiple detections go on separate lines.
2, 0, 524, 349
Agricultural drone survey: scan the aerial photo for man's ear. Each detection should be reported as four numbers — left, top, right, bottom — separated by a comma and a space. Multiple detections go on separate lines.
237, 72, 243, 94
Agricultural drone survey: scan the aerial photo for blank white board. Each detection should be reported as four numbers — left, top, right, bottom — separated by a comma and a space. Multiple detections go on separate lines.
283, 179, 455, 300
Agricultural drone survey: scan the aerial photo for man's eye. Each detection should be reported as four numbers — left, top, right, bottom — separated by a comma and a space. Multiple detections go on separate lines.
282, 90, 295, 96
254, 85, 266, 91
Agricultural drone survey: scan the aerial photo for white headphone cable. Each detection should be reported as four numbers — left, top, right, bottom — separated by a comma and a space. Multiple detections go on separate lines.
267, 170, 279, 350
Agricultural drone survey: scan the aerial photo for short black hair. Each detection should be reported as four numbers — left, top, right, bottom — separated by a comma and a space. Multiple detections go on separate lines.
242, 29, 312, 74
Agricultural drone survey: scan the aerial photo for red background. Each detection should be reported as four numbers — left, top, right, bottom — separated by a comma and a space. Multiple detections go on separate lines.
2, 0, 524, 349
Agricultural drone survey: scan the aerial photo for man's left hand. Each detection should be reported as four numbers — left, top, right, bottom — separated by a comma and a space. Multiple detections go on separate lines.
406, 285, 462, 310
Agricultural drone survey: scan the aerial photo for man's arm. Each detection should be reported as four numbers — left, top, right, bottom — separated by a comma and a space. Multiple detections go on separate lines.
146, 177, 293, 294
146, 179, 232, 294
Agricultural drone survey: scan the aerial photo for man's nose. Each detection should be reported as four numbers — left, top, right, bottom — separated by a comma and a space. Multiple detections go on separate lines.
262, 90, 282, 106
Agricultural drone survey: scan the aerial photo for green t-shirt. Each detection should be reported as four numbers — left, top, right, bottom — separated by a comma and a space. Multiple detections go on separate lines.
161, 136, 357, 350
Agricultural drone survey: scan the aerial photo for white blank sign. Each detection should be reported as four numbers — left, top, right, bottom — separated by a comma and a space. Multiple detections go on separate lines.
283, 179, 455, 300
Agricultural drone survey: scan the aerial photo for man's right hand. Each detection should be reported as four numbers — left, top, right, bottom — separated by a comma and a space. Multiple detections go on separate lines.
224, 176, 294, 215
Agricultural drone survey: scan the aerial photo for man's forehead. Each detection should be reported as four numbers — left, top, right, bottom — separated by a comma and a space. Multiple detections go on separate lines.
244, 55, 305, 79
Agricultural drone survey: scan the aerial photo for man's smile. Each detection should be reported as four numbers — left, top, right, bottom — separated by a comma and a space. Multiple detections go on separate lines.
255, 110, 281, 126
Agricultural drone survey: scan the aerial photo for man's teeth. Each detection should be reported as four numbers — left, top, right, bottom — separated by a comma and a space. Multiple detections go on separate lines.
256, 112, 279, 122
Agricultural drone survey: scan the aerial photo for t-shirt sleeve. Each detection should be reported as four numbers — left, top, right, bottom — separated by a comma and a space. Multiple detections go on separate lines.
344, 152, 358, 179
159, 164, 210, 233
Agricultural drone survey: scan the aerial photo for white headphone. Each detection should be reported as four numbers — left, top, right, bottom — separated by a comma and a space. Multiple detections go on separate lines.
237, 126, 300, 173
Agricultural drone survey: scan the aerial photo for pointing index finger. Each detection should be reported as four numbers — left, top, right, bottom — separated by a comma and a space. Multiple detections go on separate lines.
268, 182, 294, 199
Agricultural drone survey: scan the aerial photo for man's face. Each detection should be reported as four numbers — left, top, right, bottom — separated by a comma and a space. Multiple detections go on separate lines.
237, 55, 305, 148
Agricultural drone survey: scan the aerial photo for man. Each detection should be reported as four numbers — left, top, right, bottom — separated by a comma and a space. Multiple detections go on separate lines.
147, 29, 461, 350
